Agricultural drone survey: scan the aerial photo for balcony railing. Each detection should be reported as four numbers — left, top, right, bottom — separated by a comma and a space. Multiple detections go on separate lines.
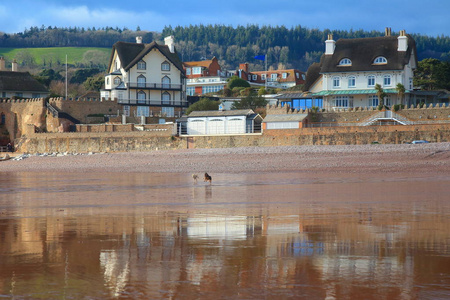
118, 98, 189, 107
128, 82, 182, 90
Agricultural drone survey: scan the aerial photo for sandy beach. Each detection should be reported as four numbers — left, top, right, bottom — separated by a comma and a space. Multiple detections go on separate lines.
1, 143, 449, 177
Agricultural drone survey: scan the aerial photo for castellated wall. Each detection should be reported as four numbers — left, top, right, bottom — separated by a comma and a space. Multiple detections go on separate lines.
0, 98, 46, 141
49, 97, 121, 124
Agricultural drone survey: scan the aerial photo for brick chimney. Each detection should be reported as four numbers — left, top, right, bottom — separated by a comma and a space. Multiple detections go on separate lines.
385, 27, 392, 36
325, 34, 335, 55
239, 63, 249, 73
397, 30, 408, 52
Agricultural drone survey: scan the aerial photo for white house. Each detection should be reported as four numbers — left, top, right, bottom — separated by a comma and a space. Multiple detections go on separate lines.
185, 109, 262, 135
101, 36, 187, 120
303, 28, 417, 110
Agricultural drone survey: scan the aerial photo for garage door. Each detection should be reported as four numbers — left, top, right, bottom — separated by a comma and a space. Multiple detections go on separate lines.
208, 119, 225, 135
227, 118, 245, 134
188, 119, 206, 135
266, 122, 299, 129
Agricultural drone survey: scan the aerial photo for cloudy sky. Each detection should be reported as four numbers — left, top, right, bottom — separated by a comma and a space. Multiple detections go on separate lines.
0, 0, 448, 36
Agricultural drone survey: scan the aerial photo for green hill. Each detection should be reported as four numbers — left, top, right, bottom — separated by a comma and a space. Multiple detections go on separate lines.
0, 47, 111, 69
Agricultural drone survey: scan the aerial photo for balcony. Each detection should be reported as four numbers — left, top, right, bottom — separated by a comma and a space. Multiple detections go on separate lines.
118, 98, 189, 107
128, 82, 183, 90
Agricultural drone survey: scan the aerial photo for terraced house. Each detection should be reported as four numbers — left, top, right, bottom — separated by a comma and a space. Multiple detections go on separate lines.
301, 28, 417, 110
101, 36, 187, 120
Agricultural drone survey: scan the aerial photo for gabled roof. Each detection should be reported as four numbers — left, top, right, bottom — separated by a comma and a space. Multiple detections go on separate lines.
108, 41, 184, 74
320, 35, 417, 73
0, 71, 49, 93
183, 59, 214, 68
188, 109, 255, 117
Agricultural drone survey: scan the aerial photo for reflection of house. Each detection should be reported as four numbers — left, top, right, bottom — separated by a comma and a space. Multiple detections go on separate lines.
184, 109, 262, 135
0, 58, 49, 99
101, 36, 187, 120
237, 63, 305, 89
184, 57, 234, 96
303, 28, 417, 110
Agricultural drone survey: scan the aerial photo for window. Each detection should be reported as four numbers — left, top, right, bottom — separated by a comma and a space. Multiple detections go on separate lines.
137, 75, 146, 88
261, 74, 266, 80
32, 93, 40, 98
137, 90, 146, 104
186, 68, 191, 75
162, 107, 174, 117
106, 77, 110, 85
282, 73, 287, 79
187, 87, 195, 96
192, 67, 202, 75
136, 106, 149, 117
114, 77, 121, 85
296, 73, 299, 79
348, 76, 356, 88
123, 105, 130, 116
383, 75, 391, 86
115, 60, 119, 70
162, 92, 170, 105
332, 76, 340, 88
137, 60, 146, 70
334, 96, 349, 107
368, 75, 375, 87
374, 56, 387, 64
15, 92, 23, 97
385, 95, 391, 106
162, 76, 171, 89
339, 58, 352, 66
369, 95, 379, 107
248, 75, 251, 80
252, 75, 257, 80
271, 73, 277, 81
1, 113, 5, 125
202, 85, 224, 94
161, 61, 170, 71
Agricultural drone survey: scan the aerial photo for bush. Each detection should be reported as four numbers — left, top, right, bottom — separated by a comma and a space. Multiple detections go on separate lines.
393, 104, 405, 112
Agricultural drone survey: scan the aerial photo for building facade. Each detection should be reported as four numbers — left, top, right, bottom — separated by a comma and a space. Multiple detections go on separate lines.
101, 36, 187, 120
237, 63, 305, 89
302, 29, 417, 110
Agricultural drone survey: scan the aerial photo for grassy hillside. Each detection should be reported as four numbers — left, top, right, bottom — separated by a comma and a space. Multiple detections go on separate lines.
0, 47, 111, 68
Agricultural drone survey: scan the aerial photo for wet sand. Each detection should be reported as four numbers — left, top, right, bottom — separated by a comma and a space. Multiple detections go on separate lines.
1, 143, 450, 177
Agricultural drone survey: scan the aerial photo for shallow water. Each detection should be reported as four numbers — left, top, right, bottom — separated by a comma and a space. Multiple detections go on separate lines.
0, 171, 449, 299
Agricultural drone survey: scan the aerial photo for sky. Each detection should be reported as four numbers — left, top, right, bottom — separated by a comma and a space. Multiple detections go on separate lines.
0, 0, 449, 37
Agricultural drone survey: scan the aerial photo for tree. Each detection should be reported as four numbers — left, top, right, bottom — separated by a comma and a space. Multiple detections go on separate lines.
396, 83, 406, 105
231, 90, 268, 110
84, 74, 104, 91
374, 84, 387, 109
186, 98, 220, 115
227, 76, 250, 90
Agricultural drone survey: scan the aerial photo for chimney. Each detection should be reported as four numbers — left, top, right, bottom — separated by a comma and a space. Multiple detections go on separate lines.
0, 57, 5, 71
11, 59, 18, 72
385, 27, 392, 36
397, 30, 408, 52
136, 36, 143, 44
325, 34, 335, 55
239, 63, 249, 73
164, 35, 175, 53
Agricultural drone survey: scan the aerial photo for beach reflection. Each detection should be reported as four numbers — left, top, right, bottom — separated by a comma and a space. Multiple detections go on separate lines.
0, 172, 449, 299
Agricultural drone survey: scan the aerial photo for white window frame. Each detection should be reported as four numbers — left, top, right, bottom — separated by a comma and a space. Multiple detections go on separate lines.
332, 76, 341, 88
282, 73, 287, 79
374, 56, 387, 64
368, 75, 376, 87
369, 95, 379, 107
137, 75, 146, 88
186, 68, 191, 75
339, 58, 352, 66
192, 67, 202, 75
162, 76, 171, 89
261, 74, 266, 80
271, 73, 277, 81
383, 75, 392, 87
348, 76, 356, 88
123, 105, 130, 117
333, 96, 349, 108
252, 75, 257, 80
161, 61, 170, 71
114, 77, 121, 85
137, 60, 146, 70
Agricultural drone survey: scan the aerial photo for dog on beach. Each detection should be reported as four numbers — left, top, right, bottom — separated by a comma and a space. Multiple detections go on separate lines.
204, 172, 212, 184
192, 174, 199, 184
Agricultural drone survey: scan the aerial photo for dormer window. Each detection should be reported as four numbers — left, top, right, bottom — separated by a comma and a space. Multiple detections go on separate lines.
373, 56, 387, 64
137, 60, 146, 70
113, 77, 121, 85
339, 58, 352, 66
192, 67, 202, 75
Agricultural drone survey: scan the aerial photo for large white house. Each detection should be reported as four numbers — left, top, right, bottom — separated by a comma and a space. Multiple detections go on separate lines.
302, 29, 417, 110
101, 36, 187, 120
